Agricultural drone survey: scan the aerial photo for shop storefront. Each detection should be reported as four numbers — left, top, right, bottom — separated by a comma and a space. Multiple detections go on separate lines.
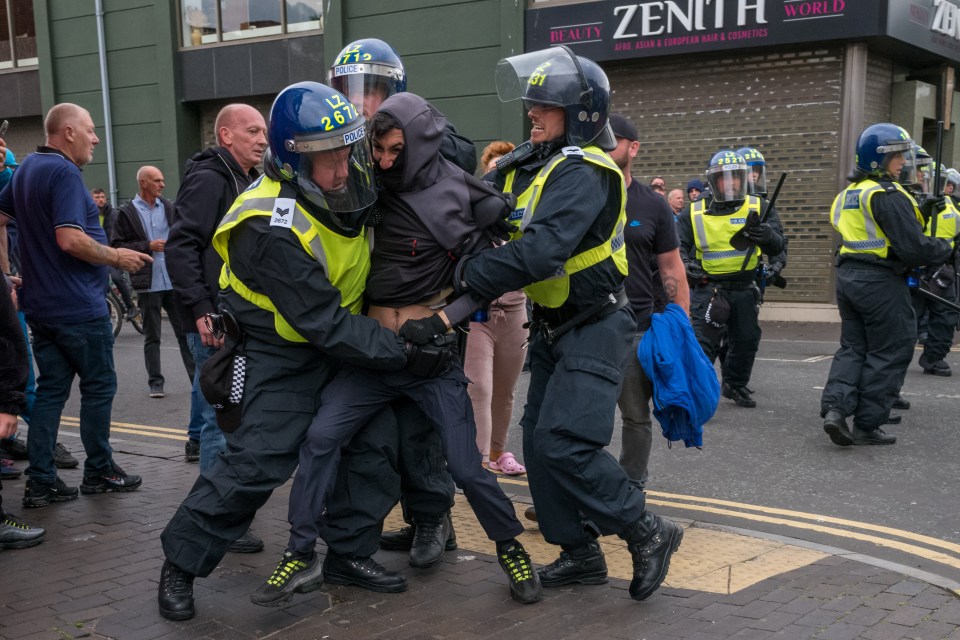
525, 0, 960, 308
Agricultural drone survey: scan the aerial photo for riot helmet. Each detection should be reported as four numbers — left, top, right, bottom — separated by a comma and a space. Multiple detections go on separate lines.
945, 167, 960, 195
855, 123, 916, 182
495, 45, 615, 150
736, 147, 766, 196
267, 81, 377, 219
706, 150, 748, 204
329, 38, 406, 119
909, 145, 933, 193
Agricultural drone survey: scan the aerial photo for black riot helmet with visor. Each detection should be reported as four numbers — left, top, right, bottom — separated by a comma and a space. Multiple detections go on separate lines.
736, 147, 767, 196
495, 45, 615, 150
908, 145, 933, 194
267, 81, 377, 230
328, 38, 407, 119
706, 150, 749, 205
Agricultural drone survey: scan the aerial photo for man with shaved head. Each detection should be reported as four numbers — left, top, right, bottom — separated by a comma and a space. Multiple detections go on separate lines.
113, 166, 194, 399
165, 103, 266, 552
0, 103, 152, 507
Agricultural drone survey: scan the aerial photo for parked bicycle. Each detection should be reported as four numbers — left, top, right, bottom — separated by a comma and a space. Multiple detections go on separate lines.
108, 277, 142, 337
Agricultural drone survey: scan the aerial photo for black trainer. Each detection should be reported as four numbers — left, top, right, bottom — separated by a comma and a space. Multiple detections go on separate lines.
251, 551, 324, 606
227, 529, 264, 553
822, 409, 853, 447
23, 477, 79, 508
184, 439, 200, 463
1, 458, 21, 480
0, 512, 46, 549
80, 461, 142, 494
851, 427, 896, 445
497, 540, 542, 604
721, 383, 756, 408
323, 553, 407, 593
158, 560, 195, 621
0, 437, 28, 460
919, 352, 952, 376
409, 514, 451, 568
538, 541, 608, 587
54, 442, 79, 469
622, 514, 684, 601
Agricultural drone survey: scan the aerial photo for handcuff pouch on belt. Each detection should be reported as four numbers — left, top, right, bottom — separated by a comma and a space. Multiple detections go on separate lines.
199, 309, 247, 433
526, 289, 629, 346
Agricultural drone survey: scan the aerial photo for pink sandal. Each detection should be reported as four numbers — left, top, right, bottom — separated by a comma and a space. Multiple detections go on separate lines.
489, 452, 526, 476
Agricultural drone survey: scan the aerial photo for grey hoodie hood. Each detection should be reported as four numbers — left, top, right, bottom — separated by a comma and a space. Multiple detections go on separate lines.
376, 93, 511, 255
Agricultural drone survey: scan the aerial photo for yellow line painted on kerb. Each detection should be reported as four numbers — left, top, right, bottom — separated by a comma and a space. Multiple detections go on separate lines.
499, 476, 960, 567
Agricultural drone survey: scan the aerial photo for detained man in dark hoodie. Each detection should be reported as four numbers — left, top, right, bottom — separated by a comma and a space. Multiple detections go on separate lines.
165, 104, 267, 553
263, 92, 543, 607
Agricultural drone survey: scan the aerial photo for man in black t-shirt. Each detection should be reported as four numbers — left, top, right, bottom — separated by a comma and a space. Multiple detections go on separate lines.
607, 114, 690, 489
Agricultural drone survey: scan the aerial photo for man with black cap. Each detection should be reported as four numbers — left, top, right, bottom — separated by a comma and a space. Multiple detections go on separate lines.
607, 113, 689, 490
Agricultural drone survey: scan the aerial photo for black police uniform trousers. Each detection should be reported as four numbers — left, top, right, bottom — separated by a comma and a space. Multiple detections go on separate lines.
522, 305, 647, 548
821, 264, 916, 431
287, 362, 523, 554
911, 271, 959, 363
160, 333, 399, 577
689, 281, 761, 388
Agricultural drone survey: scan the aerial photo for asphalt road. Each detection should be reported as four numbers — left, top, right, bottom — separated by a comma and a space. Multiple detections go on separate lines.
58, 318, 960, 585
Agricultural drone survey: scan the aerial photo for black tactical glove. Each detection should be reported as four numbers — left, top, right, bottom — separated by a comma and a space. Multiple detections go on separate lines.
685, 261, 707, 283
767, 262, 783, 278
399, 313, 448, 346
744, 222, 775, 244
403, 339, 455, 378
920, 196, 946, 221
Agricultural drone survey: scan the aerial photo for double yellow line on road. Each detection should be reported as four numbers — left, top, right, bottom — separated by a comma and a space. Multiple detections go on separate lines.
60, 416, 188, 442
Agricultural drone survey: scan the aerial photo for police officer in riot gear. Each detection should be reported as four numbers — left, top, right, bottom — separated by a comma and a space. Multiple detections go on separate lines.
442, 46, 683, 602
738, 146, 788, 287
821, 123, 952, 447
157, 82, 443, 621
679, 150, 786, 408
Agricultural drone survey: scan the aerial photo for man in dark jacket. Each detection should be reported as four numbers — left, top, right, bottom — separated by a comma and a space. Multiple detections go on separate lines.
112, 166, 194, 398
165, 104, 266, 552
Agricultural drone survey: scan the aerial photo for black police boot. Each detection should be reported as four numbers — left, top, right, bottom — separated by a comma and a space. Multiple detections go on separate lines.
381, 514, 457, 552
886, 413, 902, 425
537, 541, 608, 587
822, 409, 853, 447
409, 513, 452, 569
919, 353, 952, 377
620, 513, 684, 601
323, 553, 407, 593
227, 528, 264, 553
497, 539, 542, 604
158, 560, 195, 621
721, 382, 756, 408
851, 427, 897, 445
892, 396, 910, 410
524, 506, 538, 522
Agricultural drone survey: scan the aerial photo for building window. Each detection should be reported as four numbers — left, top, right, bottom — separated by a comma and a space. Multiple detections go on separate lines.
0, 0, 36, 69
180, 0, 322, 48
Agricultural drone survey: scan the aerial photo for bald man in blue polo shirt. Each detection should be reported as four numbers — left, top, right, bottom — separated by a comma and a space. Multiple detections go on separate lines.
0, 103, 152, 508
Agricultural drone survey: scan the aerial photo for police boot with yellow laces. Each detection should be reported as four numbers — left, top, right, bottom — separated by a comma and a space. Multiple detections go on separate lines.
620, 513, 684, 601
537, 540, 608, 587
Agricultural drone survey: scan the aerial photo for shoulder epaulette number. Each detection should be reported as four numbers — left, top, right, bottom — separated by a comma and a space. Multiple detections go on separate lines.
561, 146, 584, 158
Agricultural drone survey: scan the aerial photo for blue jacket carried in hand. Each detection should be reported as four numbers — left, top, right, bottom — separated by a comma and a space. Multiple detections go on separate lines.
638, 303, 719, 448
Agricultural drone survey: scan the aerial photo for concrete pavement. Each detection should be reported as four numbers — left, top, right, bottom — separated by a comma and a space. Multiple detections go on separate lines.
2, 432, 960, 640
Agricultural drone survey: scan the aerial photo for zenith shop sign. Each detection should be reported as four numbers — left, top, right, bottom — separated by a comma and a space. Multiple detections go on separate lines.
527, 0, 879, 61
931, 0, 960, 39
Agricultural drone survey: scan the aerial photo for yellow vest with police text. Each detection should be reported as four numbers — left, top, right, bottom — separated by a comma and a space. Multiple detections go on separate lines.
830, 179, 924, 259
689, 196, 762, 274
502, 145, 628, 308
925, 196, 959, 251
212, 176, 369, 342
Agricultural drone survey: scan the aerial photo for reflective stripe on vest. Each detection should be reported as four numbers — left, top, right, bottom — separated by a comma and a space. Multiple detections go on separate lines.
212, 176, 370, 342
502, 145, 628, 308
926, 197, 960, 251
830, 179, 923, 259
690, 197, 762, 274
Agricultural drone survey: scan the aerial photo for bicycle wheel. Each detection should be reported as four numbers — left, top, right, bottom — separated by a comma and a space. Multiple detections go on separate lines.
107, 292, 123, 337
130, 308, 144, 335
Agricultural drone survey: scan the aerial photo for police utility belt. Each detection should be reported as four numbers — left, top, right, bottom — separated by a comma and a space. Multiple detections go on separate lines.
703, 279, 756, 291
528, 288, 629, 346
